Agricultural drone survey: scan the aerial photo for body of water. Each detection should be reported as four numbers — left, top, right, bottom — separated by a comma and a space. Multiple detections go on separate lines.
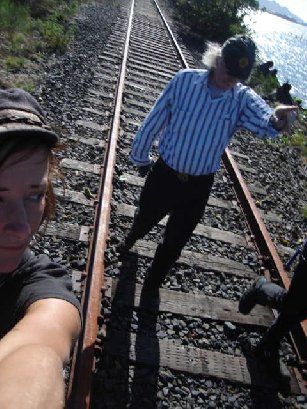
244, 10, 307, 107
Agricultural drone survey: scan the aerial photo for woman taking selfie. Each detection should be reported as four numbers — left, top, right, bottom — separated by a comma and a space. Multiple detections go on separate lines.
0, 88, 81, 409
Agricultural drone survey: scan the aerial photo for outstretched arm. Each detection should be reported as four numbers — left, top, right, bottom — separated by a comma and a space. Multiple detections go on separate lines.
0, 299, 80, 409
237, 88, 298, 138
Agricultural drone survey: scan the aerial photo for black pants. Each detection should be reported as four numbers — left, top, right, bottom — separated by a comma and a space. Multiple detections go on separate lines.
129, 158, 215, 284
260, 256, 307, 348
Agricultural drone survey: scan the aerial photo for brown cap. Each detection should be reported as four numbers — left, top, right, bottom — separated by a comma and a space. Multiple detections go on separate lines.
0, 88, 58, 146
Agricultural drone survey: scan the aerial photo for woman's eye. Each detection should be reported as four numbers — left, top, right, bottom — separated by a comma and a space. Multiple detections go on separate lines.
27, 193, 45, 202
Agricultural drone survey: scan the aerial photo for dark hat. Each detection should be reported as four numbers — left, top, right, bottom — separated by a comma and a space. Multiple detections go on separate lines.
0, 88, 58, 146
222, 35, 256, 80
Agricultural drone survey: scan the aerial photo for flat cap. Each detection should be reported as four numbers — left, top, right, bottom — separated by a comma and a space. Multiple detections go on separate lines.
0, 88, 58, 146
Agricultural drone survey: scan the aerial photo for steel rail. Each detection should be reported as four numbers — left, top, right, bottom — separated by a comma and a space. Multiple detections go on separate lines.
153, 0, 307, 392
67, 1, 135, 407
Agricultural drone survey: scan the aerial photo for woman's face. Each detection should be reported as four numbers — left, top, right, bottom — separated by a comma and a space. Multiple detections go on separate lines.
0, 149, 49, 273
213, 56, 240, 90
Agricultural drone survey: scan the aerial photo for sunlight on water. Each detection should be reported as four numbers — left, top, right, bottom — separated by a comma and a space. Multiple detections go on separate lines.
244, 11, 307, 107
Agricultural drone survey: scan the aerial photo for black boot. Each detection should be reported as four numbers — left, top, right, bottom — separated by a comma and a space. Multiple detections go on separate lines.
239, 275, 287, 315
239, 276, 267, 314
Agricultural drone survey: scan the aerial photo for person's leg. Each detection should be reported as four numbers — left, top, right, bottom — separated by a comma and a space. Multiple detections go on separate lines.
241, 249, 307, 381
144, 174, 214, 289
239, 276, 299, 355
120, 160, 172, 251
282, 252, 307, 317
240, 241, 307, 315
260, 254, 307, 349
239, 279, 289, 380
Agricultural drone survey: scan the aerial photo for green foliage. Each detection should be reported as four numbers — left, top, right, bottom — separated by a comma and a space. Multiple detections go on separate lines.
9, 32, 27, 54
5, 55, 26, 70
300, 206, 307, 220
52, 1, 80, 23
293, 97, 303, 107
249, 69, 280, 95
13, 0, 80, 18
286, 131, 307, 157
14, 79, 35, 93
27, 0, 61, 18
273, 127, 307, 158
34, 0, 79, 50
0, 0, 81, 71
0, 0, 30, 32
299, 109, 307, 125
12, 0, 67, 18
260, 74, 279, 94
36, 18, 73, 51
172, 0, 259, 42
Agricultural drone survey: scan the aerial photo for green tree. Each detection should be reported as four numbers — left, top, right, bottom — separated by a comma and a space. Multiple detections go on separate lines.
173, 0, 259, 42
12, 0, 68, 18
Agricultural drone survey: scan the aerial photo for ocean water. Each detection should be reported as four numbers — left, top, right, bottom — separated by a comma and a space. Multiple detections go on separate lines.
244, 10, 307, 107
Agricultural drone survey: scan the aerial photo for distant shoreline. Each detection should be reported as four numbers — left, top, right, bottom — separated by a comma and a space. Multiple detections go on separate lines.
262, 9, 307, 27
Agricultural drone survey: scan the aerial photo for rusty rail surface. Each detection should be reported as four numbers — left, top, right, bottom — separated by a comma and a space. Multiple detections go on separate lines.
154, 0, 307, 393
67, 1, 135, 407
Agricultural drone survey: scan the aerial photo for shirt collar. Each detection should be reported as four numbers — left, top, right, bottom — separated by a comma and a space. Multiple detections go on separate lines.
205, 69, 241, 100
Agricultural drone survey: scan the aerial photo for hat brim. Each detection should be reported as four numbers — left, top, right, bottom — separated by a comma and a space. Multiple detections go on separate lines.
0, 123, 59, 147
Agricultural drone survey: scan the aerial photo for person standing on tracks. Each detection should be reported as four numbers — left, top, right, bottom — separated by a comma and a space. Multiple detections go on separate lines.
0, 89, 81, 408
239, 240, 307, 373
119, 35, 298, 296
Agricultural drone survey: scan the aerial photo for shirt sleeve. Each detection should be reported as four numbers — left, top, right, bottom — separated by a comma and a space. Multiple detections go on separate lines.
237, 88, 279, 138
15, 254, 82, 322
129, 72, 178, 166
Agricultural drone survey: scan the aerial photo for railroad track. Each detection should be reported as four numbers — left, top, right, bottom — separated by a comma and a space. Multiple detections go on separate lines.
34, 0, 306, 407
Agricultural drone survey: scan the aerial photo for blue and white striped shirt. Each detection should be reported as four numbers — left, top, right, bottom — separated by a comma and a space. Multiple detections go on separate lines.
130, 69, 278, 175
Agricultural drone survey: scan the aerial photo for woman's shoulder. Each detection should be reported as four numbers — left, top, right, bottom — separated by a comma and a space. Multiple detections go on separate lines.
13, 249, 81, 320
11, 249, 72, 293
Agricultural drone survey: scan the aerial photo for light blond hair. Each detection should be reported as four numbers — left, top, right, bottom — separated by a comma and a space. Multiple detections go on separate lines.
202, 42, 222, 69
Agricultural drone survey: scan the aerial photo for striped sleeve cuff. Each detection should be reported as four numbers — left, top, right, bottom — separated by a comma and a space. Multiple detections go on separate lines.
262, 109, 280, 138
129, 152, 152, 166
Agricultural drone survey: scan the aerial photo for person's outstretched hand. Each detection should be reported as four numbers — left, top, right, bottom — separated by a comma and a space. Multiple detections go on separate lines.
273, 105, 299, 131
